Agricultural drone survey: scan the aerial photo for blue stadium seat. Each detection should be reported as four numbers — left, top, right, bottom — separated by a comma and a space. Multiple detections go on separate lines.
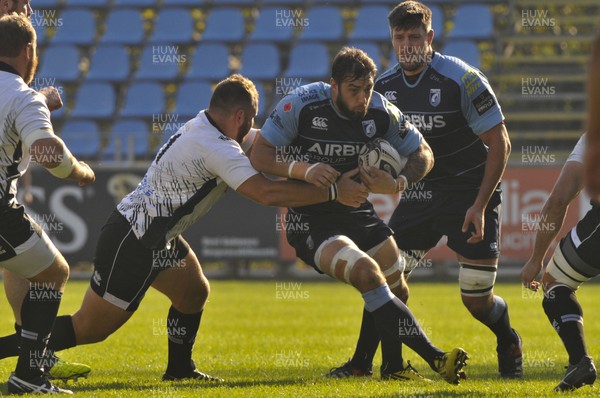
447, 5, 493, 39
149, 8, 194, 44
163, 0, 207, 4
121, 82, 166, 117
186, 43, 230, 81
100, 9, 145, 45
65, 0, 106, 6
443, 40, 481, 69
348, 41, 382, 72
86, 45, 130, 82
284, 43, 329, 80
134, 45, 181, 81
105, 119, 150, 161
60, 120, 101, 159
202, 8, 245, 42
263, 0, 305, 4
52, 9, 95, 45
174, 81, 212, 119
37, 45, 80, 82
114, 0, 158, 7
71, 82, 116, 119
255, 83, 267, 120
349, 6, 390, 41
311, 0, 346, 3
211, 0, 254, 4
33, 21, 46, 45
31, 0, 60, 6
430, 6, 444, 38
239, 44, 280, 81
249, 7, 294, 43
298, 7, 343, 42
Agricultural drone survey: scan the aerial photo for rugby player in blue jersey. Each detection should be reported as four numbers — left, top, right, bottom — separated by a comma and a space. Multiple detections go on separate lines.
327, 1, 521, 381
250, 47, 470, 384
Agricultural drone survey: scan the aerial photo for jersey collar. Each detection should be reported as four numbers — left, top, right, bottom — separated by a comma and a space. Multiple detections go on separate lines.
400, 51, 437, 88
204, 110, 225, 135
0, 61, 20, 77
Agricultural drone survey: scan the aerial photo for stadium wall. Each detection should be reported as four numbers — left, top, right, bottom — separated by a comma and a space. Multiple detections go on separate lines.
22, 164, 590, 270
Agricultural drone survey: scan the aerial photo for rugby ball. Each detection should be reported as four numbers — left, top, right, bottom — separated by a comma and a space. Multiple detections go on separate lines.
358, 138, 407, 178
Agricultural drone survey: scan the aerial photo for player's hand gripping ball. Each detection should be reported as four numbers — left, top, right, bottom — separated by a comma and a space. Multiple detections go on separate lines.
358, 138, 407, 178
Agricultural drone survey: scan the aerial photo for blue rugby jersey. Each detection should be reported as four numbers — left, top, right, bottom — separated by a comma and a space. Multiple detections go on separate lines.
376, 52, 504, 191
260, 81, 422, 215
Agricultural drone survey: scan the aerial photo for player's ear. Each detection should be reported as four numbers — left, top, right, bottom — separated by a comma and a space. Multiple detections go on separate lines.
427, 28, 434, 44
234, 108, 245, 125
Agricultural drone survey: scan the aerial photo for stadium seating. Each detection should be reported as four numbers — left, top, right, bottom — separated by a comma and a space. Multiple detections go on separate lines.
298, 7, 343, 42
173, 80, 212, 119
149, 8, 194, 44
255, 82, 267, 119
65, 0, 107, 7
249, 7, 295, 43
33, 21, 46, 46
349, 6, 391, 41
443, 40, 481, 69
202, 8, 245, 42
284, 43, 329, 80
348, 41, 383, 71
105, 119, 151, 161
86, 45, 130, 82
100, 9, 145, 45
163, 0, 207, 5
60, 120, 101, 159
120, 82, 166, 117
262, 0, 305, 4
52, 9, 96, 45
430, 5, 444, 38
447, 4, 493, 39
37, 45, 81, 82
113, 0, 158, 7
134, 45, 181, 81
239, 44, 280, 81
71, 82, 116, 119
212, 0, 255, 4
32, 0, 60, 7
186, 43, 230, 81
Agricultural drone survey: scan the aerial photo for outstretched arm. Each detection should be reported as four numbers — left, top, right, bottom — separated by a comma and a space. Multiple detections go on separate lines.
520, 161, 584, 289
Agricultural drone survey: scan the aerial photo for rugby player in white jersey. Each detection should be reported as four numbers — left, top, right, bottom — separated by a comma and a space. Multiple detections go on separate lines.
0, 73, 370, 386
0, 14, 94, 394
0, 0, 92, 383
521, 134, 598, 392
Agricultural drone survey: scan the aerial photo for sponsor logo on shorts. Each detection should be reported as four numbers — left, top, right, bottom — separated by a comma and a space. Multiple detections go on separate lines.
92, 270, 102, 286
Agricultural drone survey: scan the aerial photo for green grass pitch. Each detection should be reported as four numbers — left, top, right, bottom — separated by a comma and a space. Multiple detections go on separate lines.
0, 280, 598, 397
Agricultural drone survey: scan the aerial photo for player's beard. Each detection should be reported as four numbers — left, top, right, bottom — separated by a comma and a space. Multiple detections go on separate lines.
24, 53, 38, 85
398, 47, 432, 72
335, 88, 367, 121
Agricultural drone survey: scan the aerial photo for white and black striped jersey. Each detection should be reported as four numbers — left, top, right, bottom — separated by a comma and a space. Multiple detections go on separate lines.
567, 134, 586, 164
0, 63, 52, 207
117, 111, 259, 249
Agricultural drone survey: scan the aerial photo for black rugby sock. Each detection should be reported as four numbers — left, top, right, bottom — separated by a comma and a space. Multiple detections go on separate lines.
15, 286, 62, 379
543, 286, 588, 364
165, 306, 202, 376
350, 309, 380, 370
48, 315, 77, 352
0, 324, 21, 359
